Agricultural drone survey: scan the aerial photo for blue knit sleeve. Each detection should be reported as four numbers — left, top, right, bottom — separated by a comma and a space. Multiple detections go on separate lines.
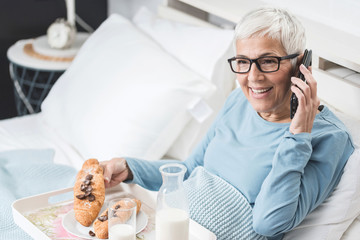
252, 129, 354, 237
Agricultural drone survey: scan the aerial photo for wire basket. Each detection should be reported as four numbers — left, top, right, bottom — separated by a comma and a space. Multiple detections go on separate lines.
9, 62, 64, 116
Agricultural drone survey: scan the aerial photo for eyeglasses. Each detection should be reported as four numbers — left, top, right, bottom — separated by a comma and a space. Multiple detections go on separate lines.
227, 53, 299, 73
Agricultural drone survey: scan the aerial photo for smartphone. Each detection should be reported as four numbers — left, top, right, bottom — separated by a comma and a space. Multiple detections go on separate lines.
290, 49, 312, 119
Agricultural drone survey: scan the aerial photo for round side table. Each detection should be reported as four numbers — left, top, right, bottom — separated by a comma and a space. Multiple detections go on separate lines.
7, 33, 89, 116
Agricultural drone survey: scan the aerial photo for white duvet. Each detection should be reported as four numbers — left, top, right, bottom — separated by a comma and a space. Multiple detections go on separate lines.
0, 113, 84, 169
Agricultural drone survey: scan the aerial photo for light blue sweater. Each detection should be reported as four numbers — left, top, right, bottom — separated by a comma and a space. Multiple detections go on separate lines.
126, 88, 354, 239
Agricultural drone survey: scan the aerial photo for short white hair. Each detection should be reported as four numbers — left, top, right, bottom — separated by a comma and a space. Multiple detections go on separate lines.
234, 7, 306, 68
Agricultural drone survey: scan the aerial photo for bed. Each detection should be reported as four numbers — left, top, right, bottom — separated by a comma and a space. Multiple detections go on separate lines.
1, 0, 360, 239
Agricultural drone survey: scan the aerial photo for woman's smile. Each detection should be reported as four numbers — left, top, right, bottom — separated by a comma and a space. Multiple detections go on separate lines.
249, 86, 273, 99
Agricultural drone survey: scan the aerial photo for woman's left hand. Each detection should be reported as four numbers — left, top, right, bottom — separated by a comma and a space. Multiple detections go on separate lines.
289, 64, 320, 134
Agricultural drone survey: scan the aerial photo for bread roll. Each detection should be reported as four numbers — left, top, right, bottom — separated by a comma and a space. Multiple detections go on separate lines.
93, 199, 141, 239
73, 159, 105, 227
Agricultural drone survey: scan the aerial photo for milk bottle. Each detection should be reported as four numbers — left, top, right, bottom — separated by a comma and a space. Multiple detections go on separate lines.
156, 163, 189, 240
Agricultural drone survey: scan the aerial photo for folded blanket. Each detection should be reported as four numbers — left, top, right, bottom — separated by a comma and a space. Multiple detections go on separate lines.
184, 166, 266, 240
0, 149, 77, 240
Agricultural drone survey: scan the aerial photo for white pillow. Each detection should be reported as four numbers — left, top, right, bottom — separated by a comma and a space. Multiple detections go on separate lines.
132, 7, 236, 160
332, 108, 360, 148
283, 148, 360, 240
341, 216, 360, 239
41, 14, 216, 161
132, 6, 236, 98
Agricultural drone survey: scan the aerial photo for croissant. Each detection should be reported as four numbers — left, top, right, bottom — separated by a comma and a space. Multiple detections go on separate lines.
73, 159, 105, 227
93, 199, 141, 239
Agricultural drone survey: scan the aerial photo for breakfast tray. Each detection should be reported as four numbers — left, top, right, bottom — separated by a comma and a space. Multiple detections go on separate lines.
12, 186, 216, 240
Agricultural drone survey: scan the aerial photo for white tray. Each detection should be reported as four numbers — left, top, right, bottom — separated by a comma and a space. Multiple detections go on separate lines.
12, 185, 216, 240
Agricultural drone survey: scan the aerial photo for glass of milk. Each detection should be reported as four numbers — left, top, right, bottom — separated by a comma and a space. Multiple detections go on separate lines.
156, 163, 189, 240
108, 198, 137, 240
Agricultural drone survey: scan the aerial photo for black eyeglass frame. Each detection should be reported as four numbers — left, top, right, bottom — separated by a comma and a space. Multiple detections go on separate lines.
227, 53, 299, 73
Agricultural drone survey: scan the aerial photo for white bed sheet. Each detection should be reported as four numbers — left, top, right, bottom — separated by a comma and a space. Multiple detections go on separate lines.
0, 113, 84, 170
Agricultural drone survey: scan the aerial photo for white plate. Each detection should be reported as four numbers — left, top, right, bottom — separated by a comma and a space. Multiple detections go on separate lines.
62, 209, 148, 239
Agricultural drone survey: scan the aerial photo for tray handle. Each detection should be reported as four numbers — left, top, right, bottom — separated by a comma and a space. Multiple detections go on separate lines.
12, 187, 74, 213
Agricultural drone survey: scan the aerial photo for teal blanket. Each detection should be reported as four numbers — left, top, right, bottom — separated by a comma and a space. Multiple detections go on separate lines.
0, 149, 77, 240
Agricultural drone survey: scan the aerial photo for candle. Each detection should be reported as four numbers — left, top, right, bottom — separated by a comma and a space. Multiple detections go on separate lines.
65, 0, 75, 26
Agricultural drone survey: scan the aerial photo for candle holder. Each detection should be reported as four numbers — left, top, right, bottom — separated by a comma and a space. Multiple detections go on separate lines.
46, 0, 77, 49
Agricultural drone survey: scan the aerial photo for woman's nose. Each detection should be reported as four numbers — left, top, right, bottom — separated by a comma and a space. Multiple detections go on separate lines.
247, 62, 262, 82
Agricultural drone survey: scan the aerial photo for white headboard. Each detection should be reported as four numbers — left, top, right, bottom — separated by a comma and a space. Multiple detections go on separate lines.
161, 0, 360, 121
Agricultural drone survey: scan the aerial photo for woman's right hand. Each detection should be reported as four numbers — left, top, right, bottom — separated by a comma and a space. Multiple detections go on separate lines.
289, 64, 320, 134
100, 158, 133, 188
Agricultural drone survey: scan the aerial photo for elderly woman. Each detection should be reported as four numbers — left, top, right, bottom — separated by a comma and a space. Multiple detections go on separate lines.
101, 7, 354, 240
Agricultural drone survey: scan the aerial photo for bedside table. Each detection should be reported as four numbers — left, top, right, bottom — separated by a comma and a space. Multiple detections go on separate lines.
7, 32, 89, 116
